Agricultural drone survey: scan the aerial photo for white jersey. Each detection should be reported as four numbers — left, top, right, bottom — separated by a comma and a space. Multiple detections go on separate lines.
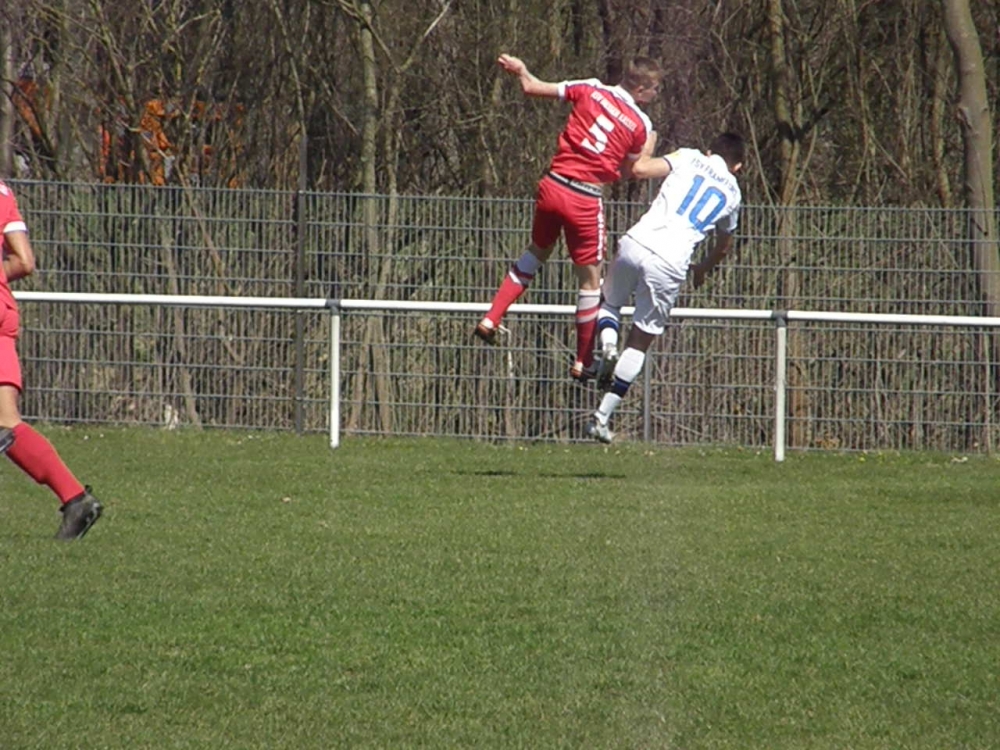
625, 148, 741, 274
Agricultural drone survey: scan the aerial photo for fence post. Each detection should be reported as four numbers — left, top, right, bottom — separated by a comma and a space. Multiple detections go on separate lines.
293, 135, 308, 433
329, 301, 341, 449
642, 356, 652, 442
774, 312, 788, 462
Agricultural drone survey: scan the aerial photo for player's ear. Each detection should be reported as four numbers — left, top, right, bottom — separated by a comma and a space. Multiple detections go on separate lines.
732, 162, 743, 174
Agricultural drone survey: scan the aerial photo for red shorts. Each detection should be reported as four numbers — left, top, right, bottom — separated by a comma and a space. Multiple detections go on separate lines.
0, 304, 22, 391
531, 174, 606, 266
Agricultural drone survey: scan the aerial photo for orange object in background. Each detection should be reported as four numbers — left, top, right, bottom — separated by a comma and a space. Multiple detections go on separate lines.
100, 98, 245, 186
13, 76, 244, 186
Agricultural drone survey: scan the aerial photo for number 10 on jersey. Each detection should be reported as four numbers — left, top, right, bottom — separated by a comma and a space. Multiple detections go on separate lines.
677, 175, 727, 231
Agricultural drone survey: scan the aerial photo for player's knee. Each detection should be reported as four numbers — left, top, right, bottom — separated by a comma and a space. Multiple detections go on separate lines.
0, 426, 14, 455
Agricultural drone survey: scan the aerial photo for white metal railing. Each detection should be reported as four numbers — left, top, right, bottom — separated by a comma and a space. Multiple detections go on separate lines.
15, 291, 1000, 460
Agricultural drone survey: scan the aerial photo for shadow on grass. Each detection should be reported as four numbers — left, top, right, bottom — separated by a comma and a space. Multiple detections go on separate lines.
455, 470, 626, 480
538, 471, 627, 480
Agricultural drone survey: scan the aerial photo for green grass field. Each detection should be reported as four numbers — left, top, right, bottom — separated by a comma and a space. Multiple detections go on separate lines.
2, 429, 999, 749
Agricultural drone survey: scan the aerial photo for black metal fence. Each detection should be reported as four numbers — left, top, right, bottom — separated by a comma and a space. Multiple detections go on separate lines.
11, 180, 1000, 451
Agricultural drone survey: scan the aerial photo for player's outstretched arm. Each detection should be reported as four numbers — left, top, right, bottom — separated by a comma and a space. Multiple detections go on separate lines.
498, 53, 559, 98
623, 131, 664, 179
628, 146, 673, 180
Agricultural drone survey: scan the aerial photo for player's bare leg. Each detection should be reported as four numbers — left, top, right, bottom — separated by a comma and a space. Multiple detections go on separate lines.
0, 425, 13, 454
0, 384, 19, 432
0, 383, 14, 453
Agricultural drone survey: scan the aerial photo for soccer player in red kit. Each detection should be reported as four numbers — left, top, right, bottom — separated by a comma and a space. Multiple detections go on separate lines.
0, 180, 103, 540
475, 53, 662, 381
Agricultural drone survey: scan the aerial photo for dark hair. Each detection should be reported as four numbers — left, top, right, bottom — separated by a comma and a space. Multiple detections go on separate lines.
709, 132, 745, 169
621, 57, 663, 90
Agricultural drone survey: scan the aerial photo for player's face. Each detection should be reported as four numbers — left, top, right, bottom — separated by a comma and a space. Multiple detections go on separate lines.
634, 79, 662, 104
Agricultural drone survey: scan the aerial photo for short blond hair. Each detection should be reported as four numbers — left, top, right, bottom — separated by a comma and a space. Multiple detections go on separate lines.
621, 57, 663, 91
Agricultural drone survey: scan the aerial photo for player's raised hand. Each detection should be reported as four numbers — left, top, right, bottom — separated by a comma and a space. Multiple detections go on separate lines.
498, 54, 558, 98
497, 54, 527, 76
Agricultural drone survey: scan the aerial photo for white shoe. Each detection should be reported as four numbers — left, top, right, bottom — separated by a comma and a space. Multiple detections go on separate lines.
585, 418, 614, 444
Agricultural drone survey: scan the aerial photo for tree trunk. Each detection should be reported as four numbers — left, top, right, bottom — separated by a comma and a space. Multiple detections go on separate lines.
929, 27, 954, 207
942, 0, 998, 452
346, 0, 385, 432
942, 0, 999, 315
0, 23, 13, 176
768, 0, 809, 448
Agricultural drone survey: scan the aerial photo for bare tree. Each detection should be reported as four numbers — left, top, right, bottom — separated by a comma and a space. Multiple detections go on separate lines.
943, 0, 998, 314
0, 0, 996, 203
0, 11, 13, 176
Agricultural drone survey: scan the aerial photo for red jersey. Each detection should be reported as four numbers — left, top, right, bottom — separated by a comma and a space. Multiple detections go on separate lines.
548, 79, 652, 185
0, 181, 26, 313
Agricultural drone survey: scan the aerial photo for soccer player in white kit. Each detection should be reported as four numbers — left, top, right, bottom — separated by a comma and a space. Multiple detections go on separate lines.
585, 132, 745, 443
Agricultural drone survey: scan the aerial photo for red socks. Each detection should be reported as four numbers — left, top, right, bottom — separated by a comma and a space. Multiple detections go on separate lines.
485, 253, 543, 327
5, 423, 85, 504
485, 274, 529, 327
484, 254, 601, 371
575, 290, 601, 367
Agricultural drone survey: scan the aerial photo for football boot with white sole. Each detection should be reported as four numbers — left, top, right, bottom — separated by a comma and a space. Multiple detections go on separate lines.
585, 418, 614, 444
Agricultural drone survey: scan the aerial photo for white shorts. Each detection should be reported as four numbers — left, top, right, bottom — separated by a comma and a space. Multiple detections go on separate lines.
602, 234, 685, 336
